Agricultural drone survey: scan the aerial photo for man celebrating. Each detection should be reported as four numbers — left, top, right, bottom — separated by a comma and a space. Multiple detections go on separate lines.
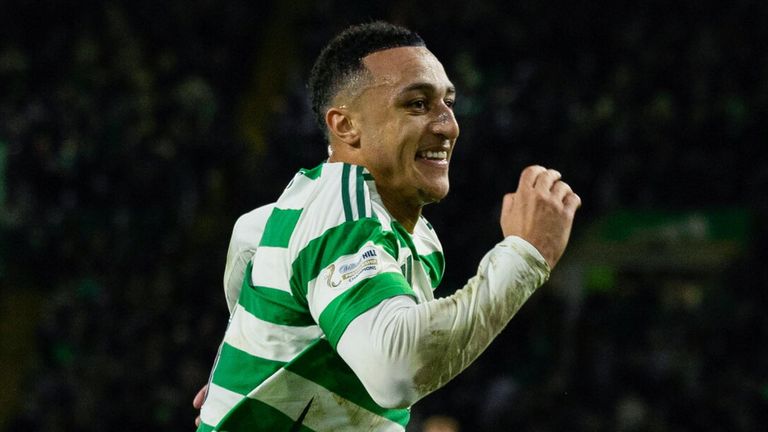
195, 21, 580, 431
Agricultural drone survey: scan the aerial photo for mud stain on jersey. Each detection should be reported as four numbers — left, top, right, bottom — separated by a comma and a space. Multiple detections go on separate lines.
412, 243, 549, 396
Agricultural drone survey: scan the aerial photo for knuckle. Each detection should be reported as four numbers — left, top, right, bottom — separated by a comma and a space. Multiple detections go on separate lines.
571, 192, 582, 204
524, 165, 542, 175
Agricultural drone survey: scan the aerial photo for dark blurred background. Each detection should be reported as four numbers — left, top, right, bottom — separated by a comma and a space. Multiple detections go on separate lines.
1, 0, 766, 430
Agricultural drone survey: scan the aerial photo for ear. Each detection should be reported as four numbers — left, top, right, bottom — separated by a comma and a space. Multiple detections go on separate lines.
325, 106, 360, 147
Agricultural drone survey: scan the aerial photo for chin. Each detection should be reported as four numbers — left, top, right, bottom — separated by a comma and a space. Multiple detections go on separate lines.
418, 184, 450, 205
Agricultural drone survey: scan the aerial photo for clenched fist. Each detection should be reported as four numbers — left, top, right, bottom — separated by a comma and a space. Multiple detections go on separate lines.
500, 165, 581, 269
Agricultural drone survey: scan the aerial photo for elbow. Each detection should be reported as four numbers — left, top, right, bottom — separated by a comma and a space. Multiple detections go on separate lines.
365, 375, 419, 409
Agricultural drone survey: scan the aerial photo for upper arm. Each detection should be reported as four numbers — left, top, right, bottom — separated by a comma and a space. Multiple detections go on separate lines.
298, 221, 415, 349
336, 295, 421, 409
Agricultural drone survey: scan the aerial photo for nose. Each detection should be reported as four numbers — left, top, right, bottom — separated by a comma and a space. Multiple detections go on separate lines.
430, 105, 460, 140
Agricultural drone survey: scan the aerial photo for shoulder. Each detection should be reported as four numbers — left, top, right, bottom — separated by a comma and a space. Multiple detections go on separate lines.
272, 162, 380, 247
230, 202, 276, 250
294, 162, 376, 222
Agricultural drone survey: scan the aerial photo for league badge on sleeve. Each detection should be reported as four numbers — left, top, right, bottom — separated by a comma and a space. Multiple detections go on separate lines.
322, 246, 380, 289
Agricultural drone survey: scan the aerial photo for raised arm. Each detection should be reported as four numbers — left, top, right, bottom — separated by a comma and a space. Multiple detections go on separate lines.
336, 166, 580, 408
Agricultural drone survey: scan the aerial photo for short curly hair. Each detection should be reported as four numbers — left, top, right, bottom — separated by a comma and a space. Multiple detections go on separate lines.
308, 21, 425, 132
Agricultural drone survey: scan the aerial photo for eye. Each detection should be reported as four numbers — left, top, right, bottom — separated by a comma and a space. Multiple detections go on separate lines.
408, 99, 427, 111
444, 99, 456, 109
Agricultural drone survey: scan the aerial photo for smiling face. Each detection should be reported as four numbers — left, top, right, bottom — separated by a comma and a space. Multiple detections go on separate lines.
338, 46, 460, 223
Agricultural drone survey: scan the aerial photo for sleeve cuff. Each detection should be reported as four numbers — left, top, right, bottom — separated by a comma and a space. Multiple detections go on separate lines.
499, 235, 551, 277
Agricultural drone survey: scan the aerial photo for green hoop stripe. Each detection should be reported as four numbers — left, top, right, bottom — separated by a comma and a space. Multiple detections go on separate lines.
211, 342, 285, 396
260, 208, 303, 248
286, 339, 411, 427
240, 262, 314, 326
289, 219, 399, 302
419, 251, 445, 288
299, 163, 323, 180
216, 397, 315, 432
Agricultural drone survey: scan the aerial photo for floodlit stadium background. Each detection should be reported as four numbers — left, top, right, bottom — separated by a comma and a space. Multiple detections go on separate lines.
1, 1, 766, 430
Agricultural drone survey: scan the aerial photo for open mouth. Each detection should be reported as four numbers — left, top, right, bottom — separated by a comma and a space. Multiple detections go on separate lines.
416, 150, 448, 161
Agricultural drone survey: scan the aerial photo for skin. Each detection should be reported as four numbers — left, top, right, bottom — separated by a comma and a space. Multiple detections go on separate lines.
325, 46, 459, 232
500, 165, 581, 268
324, 45, 580, 266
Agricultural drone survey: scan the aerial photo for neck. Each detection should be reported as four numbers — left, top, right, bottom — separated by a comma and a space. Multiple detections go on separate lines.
379, 189, 422, 233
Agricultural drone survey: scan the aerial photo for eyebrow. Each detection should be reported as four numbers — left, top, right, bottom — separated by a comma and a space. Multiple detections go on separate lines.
398, 82, 456, 97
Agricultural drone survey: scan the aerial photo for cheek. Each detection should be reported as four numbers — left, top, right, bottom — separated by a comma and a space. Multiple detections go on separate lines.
373, 124, 408, 162
360, 112, 420, 174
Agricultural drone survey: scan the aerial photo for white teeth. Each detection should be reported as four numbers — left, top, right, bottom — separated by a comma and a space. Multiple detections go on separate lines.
419, 151, 448, 160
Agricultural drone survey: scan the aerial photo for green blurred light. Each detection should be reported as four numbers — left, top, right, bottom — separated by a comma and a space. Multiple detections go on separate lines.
585, 265, 616, 293
54, 343, 75, 366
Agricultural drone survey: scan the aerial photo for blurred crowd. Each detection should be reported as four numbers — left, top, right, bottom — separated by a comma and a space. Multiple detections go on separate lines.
1, 0, 766, 430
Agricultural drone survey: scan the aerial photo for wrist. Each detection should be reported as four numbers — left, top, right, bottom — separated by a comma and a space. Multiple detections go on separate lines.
499, 235, 551, 275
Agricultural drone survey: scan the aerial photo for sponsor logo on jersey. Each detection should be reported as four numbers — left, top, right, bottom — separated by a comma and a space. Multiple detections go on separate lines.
323, 247, 379, 288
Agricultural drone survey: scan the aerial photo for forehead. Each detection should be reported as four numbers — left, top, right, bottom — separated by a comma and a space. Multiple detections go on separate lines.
361, 46, 452, 92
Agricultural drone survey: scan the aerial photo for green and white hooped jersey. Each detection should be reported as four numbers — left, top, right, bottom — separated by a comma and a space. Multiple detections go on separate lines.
199, 162, 445, 432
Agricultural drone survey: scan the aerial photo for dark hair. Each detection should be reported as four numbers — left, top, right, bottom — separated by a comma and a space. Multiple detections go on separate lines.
308, 21, 425, 131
